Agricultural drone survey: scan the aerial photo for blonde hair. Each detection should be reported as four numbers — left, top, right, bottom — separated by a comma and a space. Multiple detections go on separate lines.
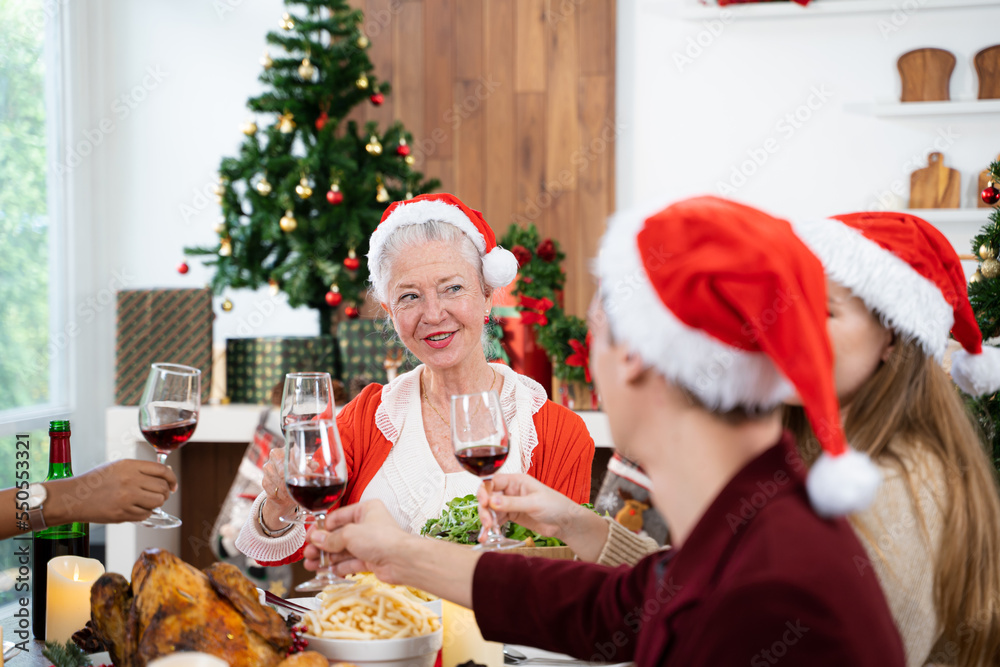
787, 338, 1000, 666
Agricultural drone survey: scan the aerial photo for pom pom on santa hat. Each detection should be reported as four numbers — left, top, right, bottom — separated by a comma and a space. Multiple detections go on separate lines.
596, 196, 881, 517
368, 193, 518, 294
792, 211, 1000, 397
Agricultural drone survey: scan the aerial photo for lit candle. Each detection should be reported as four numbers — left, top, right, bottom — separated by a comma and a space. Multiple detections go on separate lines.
46, 556, 105, 644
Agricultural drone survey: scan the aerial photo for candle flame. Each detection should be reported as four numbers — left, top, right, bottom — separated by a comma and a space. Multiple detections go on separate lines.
73, 564, 80, 581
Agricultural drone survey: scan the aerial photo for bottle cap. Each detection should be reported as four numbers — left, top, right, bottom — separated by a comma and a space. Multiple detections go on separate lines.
49, 420, 71, 432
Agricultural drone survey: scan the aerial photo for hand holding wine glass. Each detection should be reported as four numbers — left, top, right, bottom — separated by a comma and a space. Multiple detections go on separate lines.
137, 363, 201, 529
451, 391, 521, 550
286, 419, 350, 592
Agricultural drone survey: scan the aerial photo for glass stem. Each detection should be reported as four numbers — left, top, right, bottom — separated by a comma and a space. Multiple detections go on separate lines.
156, 452, 168, 466
482, 476, 503, 540
316, 512, 332, 573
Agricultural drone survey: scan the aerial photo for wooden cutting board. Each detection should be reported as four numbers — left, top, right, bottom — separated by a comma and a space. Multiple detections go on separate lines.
898, 48, 955, 102
909, 152, 960, 209
976, 45, 1000, 100
980, 154, 1000, 209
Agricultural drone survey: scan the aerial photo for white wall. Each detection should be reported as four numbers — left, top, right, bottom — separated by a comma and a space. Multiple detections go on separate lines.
617, 0, 1000, 265
68, 0, 1000, 472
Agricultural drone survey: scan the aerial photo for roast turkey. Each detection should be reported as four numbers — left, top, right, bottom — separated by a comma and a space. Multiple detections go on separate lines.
90, 548, 316, 667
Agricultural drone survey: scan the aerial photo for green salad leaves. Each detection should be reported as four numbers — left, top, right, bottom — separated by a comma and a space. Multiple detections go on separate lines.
419, 494, 595, 547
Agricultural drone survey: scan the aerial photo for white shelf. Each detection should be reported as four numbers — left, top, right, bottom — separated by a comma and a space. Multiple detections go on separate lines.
675, 0, 999, 20
845, 99, 1000, 118
902, 208, 996, 224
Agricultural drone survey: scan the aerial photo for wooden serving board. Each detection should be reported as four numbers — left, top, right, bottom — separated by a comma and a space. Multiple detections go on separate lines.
981, 154, 1000, 209
909, 152, 960, 209
976, 45, 1000, 100
898, 48, 955, 102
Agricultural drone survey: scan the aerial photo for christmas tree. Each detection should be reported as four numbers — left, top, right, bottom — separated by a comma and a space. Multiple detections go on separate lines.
185, 0, 438, 333
965, 160, 1000, 470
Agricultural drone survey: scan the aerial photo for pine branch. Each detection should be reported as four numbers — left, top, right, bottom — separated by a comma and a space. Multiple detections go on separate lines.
42, 640, 92, 667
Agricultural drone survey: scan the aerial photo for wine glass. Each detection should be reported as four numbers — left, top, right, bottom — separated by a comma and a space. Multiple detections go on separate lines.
285, 419, 350, 592
451, 391, 521, 550
137, 363, 201, 529
278, 372, 334, 524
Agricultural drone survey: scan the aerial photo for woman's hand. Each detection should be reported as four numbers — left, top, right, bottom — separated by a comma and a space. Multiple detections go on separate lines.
478, 474, 610, 562
304, 500, 412, 584
260, 449, 297, 532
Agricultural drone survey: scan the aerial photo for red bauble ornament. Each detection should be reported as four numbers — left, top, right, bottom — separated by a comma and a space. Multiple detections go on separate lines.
536, 238, 557, 262
982, 184, 1000, 206
325, 290, 343, 307
370, 93, 384, 106
511, 245, 532, 267
345, 305, 360, 319
344, 256, 361, 271
327, 188, 343, 205
177, 262, 189, 275
315, 112, 329, 131
396, 144, 411, 157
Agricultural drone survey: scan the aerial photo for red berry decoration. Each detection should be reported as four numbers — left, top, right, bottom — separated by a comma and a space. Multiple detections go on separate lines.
345, 305, 360, 319
315, 111, 328, 131
344, 256, 361, 271
536, 238, 557, 262
326, 187, 343, 205
325, 290, 343, 307
511, 245, 532, 268
370, 93, 384, 106
983, 184, 1000, 206
177, 262, 189, 275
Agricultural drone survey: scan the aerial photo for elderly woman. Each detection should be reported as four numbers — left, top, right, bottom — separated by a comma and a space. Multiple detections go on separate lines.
236, 193, 595, 565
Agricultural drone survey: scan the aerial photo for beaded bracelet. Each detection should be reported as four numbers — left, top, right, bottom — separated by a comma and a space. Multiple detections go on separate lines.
258, 497, 296, 538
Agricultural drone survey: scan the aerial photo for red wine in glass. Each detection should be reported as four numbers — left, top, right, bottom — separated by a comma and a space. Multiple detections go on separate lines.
140, 418, 197, 452
455, 440, 509, 476
286, 475, 347, 511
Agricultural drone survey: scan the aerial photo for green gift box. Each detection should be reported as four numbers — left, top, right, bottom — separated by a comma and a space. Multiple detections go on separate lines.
226, 336, 341, 404
115, 288, 213, 405
338, 319, 415, 393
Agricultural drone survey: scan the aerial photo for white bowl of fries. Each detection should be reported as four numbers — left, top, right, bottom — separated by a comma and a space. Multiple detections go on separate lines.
297, 577, 443, 667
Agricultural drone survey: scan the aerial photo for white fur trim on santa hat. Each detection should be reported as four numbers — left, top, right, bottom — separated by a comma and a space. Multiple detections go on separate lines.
793, 218, 953, 361
595, 203, 794, 412
951, 345, 1000, 396
806, 449, 882, 517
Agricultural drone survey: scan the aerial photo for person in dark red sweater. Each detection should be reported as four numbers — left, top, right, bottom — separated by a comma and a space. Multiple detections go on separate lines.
304, 197, 905, 666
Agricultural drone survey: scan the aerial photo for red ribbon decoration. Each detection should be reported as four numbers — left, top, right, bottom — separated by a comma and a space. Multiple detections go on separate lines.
519, 295, 554, 326
565, 335, 591, 383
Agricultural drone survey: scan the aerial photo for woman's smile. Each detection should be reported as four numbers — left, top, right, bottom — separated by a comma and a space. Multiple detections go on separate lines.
423, 330, 457, 348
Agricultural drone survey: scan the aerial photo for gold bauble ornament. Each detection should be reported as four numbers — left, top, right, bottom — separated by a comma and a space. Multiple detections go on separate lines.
278, 113, 296, 133
972, 269, 984, 284
366, 135, 382, 155
221, 299, 233, 312
256, 177, 272, 196
298, 57, 316, 80
260, 50, 273, 69
982, 258, 1000, 279
405, 191, 413, 199
295, 176, 313, 199
357, 34, 369, 48
376, 181, 389, 203
980, 244, 996, 261
404, 155, 415, 165
214, 221, 225, 234
279, 210, 297, 233
280, 13, 295, 30
212, 182, 226, 197
219, 238, 232, 257
356, 74, 369, 90
269, 279, 280, 295
241, 120, 257, 135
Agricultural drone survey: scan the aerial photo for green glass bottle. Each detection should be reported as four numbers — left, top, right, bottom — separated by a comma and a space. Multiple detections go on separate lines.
32, 420, 90, 639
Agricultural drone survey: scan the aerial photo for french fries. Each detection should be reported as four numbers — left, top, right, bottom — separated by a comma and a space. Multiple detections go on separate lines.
304, 581, 441, 641
345, 572, 438, 603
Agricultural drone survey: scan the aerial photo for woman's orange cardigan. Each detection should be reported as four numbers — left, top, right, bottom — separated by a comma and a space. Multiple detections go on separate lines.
262, 382, 595, 565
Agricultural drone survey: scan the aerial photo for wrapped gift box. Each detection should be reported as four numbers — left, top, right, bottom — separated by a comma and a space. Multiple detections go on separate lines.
115, 289, 213, 405
494, 304, 552, 398
338, 318, 415, 395
226, 336, 341, 404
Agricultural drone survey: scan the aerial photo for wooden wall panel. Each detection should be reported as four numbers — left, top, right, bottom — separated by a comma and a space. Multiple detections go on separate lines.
367, 0, 615, 316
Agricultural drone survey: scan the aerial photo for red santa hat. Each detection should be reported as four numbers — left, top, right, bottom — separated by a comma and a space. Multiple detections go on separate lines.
792, 211, 1000, 396
368, 193, 518, 294
596, 196, 881, 517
